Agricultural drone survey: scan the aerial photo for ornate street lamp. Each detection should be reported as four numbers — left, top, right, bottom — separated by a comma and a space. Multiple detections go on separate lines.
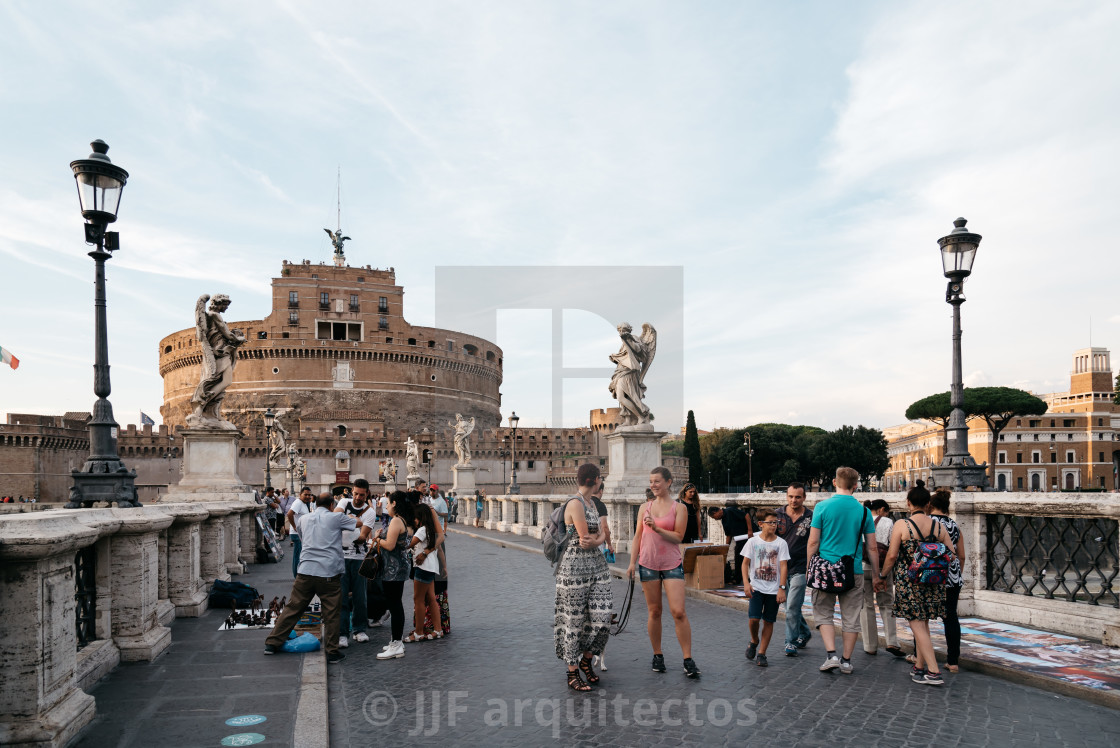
930, 217, 989, 491
508, 411, 521, 494
743, 432, 754, 493
288, 445, 297, 494
263, 407, 275, 491
66, 140, 139, 508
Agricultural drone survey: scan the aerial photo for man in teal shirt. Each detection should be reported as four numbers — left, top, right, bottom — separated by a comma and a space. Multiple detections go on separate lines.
806, 467, 882, 674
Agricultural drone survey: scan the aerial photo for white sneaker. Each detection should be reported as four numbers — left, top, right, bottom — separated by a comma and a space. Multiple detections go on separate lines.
353, 632, 369, 643
339, 636, 349, 649
376, 640, 405, 660
820, 655, 841, 672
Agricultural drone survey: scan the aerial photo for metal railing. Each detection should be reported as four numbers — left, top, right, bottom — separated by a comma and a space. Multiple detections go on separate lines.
74, 546, 97, 649
986, 514, 1119, 607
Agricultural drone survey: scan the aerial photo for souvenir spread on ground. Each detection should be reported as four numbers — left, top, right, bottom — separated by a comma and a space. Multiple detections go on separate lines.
707, 584, 1120, 691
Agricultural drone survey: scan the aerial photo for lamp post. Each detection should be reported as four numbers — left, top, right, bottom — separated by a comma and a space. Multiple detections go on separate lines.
66, 140, 139, 508
263, 407, 275, 491
500, 437, 510, 488
508, 411, 521, 494
707, 471, 712, 493
743, 432, 754, 493
930, 217, 989, 491
726, 467, 730, 494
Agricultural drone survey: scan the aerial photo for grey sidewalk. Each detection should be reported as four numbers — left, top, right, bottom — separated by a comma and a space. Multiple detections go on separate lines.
74, 563, 316, 748
329, 531, 1120, 748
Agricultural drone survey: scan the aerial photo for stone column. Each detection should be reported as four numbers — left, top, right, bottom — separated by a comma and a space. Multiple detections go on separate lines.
952, 492, 983, 616
511, 499, 532, 535
165, 503, 210, 616
0, 513, 99, 747
485, 498, 499, 531
497, 499, 513, 533
223, 505, 244, 576
602, 425, 667, 553
110, 509, 175, 662
238, 503, 261, 568
200, 504, 232, 585
155, 528, 175, 625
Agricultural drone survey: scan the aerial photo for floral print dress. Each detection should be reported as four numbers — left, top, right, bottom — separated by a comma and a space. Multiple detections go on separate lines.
892, 518, 946, 621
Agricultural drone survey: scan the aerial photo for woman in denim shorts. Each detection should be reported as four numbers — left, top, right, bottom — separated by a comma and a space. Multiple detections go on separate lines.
626, 467, 701, 678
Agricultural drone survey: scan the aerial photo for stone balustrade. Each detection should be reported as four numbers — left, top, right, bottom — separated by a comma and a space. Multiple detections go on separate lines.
0, 499, 261, 747
454, 491, 1120, 646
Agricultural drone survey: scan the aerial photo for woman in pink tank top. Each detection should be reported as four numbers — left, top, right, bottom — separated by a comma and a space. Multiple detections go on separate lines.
625, 467, 701, 678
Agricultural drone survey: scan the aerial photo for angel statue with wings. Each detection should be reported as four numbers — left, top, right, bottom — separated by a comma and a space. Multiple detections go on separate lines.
608, 322, 657, 426
405, 436, 421, 480
268, 417, 290, 465
324, 228, 351, 255
449, 413, 477, 466
188, 294, 246, 429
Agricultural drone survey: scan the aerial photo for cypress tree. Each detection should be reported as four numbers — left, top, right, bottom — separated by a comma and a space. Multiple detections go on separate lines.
683, 410, 703, 486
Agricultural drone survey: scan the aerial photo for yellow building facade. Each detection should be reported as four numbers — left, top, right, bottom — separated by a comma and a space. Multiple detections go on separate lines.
885, 348, 1120, 492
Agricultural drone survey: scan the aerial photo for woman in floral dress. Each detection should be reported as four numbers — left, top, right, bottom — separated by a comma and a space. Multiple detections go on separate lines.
554, 463, 612, 691
879, 482, 953, 686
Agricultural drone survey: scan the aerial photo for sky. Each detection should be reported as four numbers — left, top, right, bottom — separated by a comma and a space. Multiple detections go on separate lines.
1, 1, 1118, 433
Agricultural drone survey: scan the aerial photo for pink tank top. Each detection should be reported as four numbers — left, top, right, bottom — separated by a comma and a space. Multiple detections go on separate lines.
638, 501, 683, 570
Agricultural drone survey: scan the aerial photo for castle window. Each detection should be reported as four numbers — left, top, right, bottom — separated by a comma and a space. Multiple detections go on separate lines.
463, 344, 478, 356
379, 297, 388, 313
338, 425, 347, 437
257, 331, 268, 340
1029, 420, 1040, 427
1063, 419, 1075, 427
289, 291, 299, 307
282, 332, 289, 338
164, 345, 172, 353
379, 317, 389, 330
317, 320, 363, 341
320, 292, 330, 310
1033, 434, 1038, 441
357, 277, 364, 283
289, 311, 299, 325
1051, 452, 1057, 463
350, 294, 360, 312
428, 340, 436, 348
1016, 453, 1022, 463
408, 338, 416, 346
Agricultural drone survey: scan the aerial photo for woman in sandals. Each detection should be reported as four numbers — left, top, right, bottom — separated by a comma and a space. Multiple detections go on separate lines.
879, 483, 953, 686
405, 500, 445, 643
930, 488, 965, 673
554, 463, 612, 692
626, 466, 701, 678
371, 491, 413, 660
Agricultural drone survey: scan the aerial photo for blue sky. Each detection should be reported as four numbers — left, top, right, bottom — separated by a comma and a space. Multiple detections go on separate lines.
2, 1, 1118, 432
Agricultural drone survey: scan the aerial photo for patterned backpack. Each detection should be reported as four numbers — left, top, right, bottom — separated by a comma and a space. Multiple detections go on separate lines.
542, 497, 581, 571
905, 518, 951, 585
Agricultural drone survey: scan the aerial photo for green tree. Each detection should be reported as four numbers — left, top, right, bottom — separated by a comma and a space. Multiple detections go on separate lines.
683, 410, 703, 486
810, 425, 890, 490
905, 387, 1048, 487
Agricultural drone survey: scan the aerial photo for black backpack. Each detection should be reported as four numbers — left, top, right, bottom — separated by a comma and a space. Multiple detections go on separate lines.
542, 497, 580, 571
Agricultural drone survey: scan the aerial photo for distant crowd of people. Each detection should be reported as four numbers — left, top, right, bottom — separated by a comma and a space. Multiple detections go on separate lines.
1, 495, 35, 503
554, 465, 965, 690
262, 478, 451, 663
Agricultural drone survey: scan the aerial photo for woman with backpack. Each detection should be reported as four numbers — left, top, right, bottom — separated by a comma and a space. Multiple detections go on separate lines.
554, 463, 612, 692
405, 498, 445, 643
879, 482, 953, 686
370, 491, 413, 660
930, 488, 966, 673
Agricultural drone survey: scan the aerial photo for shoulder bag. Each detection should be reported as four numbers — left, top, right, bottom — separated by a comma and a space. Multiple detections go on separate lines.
807, 508, 870, 594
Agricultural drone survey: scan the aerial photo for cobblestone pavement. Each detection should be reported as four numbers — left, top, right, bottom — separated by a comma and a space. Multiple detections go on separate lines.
75, 565, 304, 748
329, 534, 1120, 747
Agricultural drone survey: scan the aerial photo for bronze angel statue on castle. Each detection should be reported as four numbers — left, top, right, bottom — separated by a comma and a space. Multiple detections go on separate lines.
608, 322, 657, 425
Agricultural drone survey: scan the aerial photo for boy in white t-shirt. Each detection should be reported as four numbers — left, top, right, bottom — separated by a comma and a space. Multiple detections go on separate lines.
740, 508, 790, 667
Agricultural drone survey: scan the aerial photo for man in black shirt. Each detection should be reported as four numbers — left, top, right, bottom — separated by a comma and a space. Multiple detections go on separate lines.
707, 506, 753, 585
775, 482, 813, 656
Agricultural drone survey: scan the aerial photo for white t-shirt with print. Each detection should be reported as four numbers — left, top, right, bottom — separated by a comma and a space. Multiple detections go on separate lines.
874, 515, 894, 546
289, 499, 311, 537
336, 498, 377, 560
740, 535, 791, 595
413, 526, 441, 573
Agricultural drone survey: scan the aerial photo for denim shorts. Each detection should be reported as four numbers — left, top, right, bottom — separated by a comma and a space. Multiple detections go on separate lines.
748, 591, 779, 622
638, 563, 685, 583
413, 568, 437, 584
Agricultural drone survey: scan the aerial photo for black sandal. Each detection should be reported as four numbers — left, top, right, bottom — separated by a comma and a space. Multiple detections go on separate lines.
579, 655, 601, 684
567, 669, 591, 692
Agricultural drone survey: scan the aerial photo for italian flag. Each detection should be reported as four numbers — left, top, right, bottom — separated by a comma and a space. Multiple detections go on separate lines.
1, 345, 19, 370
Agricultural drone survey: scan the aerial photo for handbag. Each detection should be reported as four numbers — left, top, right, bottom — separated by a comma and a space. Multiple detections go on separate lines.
358, 543, 383, 580
807, 508, 870, 593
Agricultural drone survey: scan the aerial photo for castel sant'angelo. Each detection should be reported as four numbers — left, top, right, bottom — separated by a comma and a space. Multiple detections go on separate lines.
1, 233, 685, 502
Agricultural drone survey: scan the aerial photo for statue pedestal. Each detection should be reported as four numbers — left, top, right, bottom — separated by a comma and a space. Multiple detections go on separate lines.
163, 428, 253, 502
602, 424, 668, 553
406, 473, 420, 489
383, 480, 398, 495
451, 464, 477, 495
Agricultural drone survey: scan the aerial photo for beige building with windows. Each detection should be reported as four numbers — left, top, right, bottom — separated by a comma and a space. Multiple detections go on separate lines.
885, 348, 1120, 492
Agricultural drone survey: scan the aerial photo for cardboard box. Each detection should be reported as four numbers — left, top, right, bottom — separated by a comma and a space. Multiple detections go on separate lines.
676, 546, 730, 591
